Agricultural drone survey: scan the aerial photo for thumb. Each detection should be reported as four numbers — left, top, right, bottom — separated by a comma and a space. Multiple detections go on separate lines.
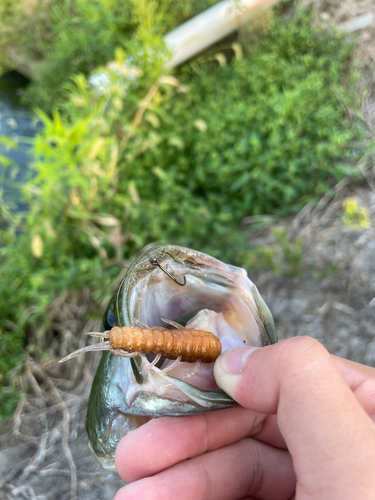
214, 337, 375, 498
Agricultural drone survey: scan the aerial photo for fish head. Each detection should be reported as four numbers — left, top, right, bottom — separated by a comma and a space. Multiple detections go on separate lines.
86, 245, 277, 470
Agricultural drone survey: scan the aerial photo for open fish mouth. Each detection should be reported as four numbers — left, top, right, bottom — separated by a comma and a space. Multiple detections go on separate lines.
85, 245, 277, 471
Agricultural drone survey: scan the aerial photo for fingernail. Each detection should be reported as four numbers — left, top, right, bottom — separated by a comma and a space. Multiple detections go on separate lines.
214, 346, 259, 397
218, 346, 259, 374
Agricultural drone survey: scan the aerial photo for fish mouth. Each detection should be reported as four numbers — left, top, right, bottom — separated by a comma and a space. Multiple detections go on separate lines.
105, 244, 276, 407
86, 245, 277, 470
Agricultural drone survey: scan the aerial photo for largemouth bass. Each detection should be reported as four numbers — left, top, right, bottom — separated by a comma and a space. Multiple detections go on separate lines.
85, 245, 277, 470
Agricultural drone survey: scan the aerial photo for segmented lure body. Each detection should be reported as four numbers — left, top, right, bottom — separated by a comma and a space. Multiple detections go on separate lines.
110, 326, 221, 363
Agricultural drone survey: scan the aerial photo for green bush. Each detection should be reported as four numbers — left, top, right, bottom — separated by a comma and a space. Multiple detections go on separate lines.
29, 10, 364, 256
0, 3, 369, 418
145, 13, 364, 219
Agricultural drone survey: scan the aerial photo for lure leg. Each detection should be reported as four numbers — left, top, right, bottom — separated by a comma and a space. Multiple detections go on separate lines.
111, 350, 140, 358
59, 341, 112, 363
132, 318, 150, 329
85, 331, 110, 338
85, 330, 110, 344
159, 356, 182, 374
182, 359, 202, 380
142, 353, 162, 373
160, 317, 184, 329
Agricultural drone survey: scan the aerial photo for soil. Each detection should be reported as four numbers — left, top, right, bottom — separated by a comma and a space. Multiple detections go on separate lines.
1, 2, 374, 499
252, 184, 375, 364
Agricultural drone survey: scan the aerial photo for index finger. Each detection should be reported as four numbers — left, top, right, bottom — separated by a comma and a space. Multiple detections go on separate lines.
331, 355, 375, 418
115, 406, 265, 482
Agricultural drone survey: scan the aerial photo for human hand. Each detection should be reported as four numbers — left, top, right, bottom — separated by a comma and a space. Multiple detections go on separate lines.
114, 337, 375, 500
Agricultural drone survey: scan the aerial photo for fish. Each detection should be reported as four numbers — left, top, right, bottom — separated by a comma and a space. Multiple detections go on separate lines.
85, 244, 277, 471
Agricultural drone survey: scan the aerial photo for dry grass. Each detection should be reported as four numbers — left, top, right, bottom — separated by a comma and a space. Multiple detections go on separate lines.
0, 286, 125, 499
301, 0, 375, 129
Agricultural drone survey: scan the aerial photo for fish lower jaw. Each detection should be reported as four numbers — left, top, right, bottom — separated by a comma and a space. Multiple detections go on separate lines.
123, 390, 226, 416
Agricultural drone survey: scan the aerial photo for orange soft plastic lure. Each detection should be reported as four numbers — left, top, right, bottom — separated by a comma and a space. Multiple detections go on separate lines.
109, 326, 222, 363
59, 325, 222, 365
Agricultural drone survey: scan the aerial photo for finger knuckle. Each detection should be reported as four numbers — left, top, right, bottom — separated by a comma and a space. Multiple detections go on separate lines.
197, 464, 214, 500
246, 445, 264, 496
279, 336, 328, 374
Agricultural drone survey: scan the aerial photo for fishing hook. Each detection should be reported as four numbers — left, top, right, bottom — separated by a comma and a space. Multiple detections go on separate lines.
150, 258, 186, 286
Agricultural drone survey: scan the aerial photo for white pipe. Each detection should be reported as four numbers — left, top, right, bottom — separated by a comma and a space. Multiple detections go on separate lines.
90, 0, 281, 88
165, 0, 281, 68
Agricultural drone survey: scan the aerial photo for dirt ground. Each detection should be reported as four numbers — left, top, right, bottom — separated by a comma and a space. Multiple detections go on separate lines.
252, 183, 375, 363
1, 3, 375, 499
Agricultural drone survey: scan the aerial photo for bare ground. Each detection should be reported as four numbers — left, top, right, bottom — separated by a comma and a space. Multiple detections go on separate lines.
251, 182, 375, 364
1, 3, 375, 499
